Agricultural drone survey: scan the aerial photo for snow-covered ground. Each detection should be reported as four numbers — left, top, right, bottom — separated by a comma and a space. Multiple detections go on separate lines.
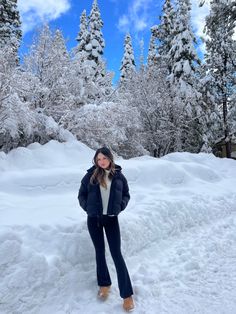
0, 140, 236, 314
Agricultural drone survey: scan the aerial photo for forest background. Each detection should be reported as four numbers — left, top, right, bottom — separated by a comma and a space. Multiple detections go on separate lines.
0, 0, 235, 158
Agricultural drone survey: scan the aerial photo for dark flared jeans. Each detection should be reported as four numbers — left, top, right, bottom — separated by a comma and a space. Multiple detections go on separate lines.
87, 215, 133, 299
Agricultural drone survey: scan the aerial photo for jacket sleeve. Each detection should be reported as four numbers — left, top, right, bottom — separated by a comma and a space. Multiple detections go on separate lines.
121, 174, 130, 211
78, 175, 88, 212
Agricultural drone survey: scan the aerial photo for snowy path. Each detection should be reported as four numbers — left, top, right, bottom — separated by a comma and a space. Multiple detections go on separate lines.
0, 141, 236, 313
1, 209, 235, 314
131, 213, 236, 314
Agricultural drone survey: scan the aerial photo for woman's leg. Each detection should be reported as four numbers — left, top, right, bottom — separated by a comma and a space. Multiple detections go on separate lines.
103, 216, 133, 299
87, 216, 111, 287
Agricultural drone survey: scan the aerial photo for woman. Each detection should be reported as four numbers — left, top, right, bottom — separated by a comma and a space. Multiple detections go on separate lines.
78, 147, 134, 312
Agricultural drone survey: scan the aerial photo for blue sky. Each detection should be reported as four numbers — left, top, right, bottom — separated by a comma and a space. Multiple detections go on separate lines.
18, 0, 210, 82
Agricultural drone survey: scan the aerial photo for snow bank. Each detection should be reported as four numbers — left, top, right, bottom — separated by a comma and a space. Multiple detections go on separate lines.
0, 140, 94, 171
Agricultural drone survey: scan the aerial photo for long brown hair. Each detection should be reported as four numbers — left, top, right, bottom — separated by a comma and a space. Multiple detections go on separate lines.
90, 147, 115, 188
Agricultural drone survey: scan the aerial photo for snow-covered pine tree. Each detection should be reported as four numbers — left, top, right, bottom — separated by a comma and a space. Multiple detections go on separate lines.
72, 9, 95, 106
74, 8, 90, 74
76, 9, 90, 55
196, 64, 222, 153
88, 0, 114, 100
158, 0, 175, 52
231, 1, 236, 21
142, 0, 180, 156
147, 32, 158, 69
88, 0, 105, 75
0, 0, 22, 56
152, 0, 176, 73
204, 0, 236, 158
168, 0, 200, 88
120, 33, 136, 84
167, 0, 204, 153
73, 1, 113, 104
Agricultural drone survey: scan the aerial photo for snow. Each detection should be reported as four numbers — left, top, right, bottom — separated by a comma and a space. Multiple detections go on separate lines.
0, 140, 236, 314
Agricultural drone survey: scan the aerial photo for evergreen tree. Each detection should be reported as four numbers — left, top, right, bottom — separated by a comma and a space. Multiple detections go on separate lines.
0, 0, 22, 55
73, 0, 113, 103
120, 33, 135, 83
231, 1, 236, 21
167, 0, 205, 152
156, 0, 175, 58
204, 0, 236, 158
76, 9, 89, 55
73, 9, 97, 104
150, 0, 175, 74
169, 0, 200, 87
88, 0, 105, 72
147, 32, 157, 69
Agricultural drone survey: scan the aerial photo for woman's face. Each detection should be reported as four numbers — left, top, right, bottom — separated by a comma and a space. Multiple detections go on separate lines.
97, 153, 111, 169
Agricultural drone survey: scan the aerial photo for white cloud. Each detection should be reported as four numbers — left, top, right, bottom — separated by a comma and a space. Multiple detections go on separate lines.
135, 19, 147, 31
190, 0, 210, 54
191, 0, 210, 38
117, 0, 153, 33
118, 15, 130, 32
18, 0, 71, 34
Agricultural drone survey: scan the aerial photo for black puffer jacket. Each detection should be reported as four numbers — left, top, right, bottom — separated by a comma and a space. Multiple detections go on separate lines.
78, 165, 130, 217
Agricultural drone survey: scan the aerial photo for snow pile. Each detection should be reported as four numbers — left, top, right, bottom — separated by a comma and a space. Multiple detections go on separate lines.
0, 140, 94, 171
0, 140, 236, 314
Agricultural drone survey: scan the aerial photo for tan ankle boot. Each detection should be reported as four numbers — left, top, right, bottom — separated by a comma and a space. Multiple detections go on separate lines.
123, 296, 134, 312
97, 286, 111, 300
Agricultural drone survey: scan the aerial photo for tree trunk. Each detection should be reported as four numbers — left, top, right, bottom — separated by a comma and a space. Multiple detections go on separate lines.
222, 52, 231, 159
153, 148, 157, 158
222, 93, 231, 158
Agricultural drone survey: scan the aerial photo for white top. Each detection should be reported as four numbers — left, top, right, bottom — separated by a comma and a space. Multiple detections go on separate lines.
99, 170, 112, 215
